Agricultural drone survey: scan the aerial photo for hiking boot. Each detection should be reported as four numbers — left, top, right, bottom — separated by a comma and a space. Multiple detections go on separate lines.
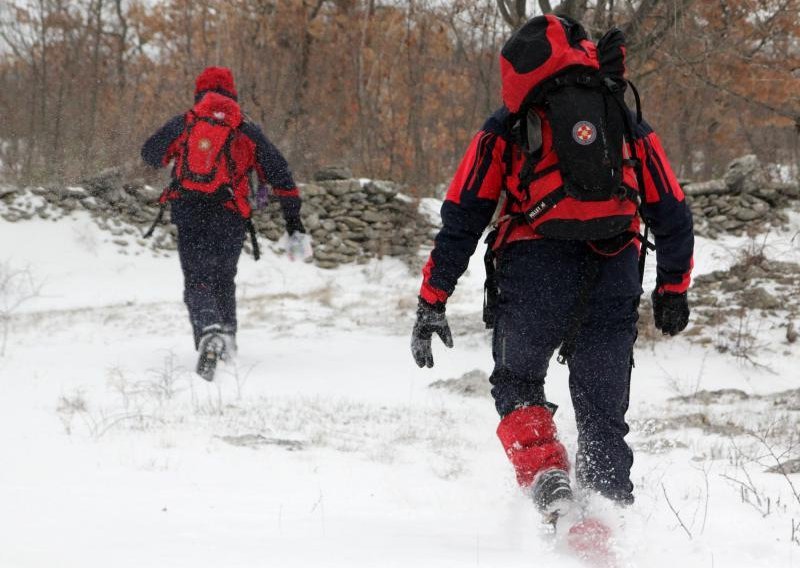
220, 324, 237, 361
196, 325, 226, 381
531, 468, 574, 524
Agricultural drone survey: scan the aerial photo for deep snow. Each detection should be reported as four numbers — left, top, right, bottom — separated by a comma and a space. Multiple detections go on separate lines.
0, 203, 798, 568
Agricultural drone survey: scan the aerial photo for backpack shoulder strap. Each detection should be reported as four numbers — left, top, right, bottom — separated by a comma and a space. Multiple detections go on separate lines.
176, 110, 198, 180
605, 81, 654, 282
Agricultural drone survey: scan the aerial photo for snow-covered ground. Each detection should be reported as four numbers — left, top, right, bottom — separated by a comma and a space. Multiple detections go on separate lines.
0, 205, 798, 568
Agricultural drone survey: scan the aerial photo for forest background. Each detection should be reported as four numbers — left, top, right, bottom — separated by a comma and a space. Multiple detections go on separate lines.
0, 0, 798, 194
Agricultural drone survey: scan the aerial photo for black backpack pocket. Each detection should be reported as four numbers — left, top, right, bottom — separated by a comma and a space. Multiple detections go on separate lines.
544, 83, 625, 201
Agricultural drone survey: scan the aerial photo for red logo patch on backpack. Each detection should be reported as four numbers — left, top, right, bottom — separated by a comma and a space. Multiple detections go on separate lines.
572, 121, 597, 146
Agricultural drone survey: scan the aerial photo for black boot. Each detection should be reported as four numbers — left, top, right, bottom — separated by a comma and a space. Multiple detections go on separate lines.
196, 324, 226, 381
531, 468, 574, 524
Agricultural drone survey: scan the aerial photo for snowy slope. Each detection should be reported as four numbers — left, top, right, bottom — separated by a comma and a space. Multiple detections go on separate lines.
0, 203, 798, 568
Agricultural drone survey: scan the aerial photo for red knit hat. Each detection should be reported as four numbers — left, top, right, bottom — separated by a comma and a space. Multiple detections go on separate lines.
194, 66, 238, 101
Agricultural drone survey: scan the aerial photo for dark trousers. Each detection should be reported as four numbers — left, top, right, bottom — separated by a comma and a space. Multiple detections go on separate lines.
172, 201, 245, 347
491, 239, 641, 503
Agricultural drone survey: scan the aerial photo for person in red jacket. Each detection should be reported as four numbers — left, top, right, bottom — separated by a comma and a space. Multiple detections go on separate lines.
141, 67, 305, 379
411, 16, 693, 519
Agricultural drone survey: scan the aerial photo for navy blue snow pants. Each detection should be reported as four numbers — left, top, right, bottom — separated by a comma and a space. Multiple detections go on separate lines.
491, 239, 641, 504
171, 200, 246, 348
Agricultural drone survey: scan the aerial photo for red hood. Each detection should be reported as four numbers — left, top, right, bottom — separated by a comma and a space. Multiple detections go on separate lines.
191, 92, 243, 128
500, 15, 599, 114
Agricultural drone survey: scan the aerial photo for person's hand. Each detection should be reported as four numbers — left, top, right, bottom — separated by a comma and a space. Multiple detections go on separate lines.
285, 216, 305, 236
652, 289, 689, 336
411, 298, 453, 368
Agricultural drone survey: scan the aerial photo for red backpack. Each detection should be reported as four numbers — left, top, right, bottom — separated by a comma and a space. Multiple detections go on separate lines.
174, 92, 244, 200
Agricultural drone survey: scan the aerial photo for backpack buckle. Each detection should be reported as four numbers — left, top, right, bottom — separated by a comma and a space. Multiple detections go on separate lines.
577, 74, 592, 86
614, 184, 640, 206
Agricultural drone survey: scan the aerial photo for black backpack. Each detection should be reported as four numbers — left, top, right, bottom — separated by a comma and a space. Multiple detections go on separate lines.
513, 28, 644, 208
485, 24, 654, 333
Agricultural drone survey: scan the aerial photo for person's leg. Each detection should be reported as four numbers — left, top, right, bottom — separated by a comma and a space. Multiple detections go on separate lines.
211, 212, 245, 337
175, 217, 221, 349
491, 241, 584, 504
567, 244, 641, 504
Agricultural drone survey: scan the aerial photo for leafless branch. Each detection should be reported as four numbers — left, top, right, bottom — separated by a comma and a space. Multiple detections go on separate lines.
497, 0, 528, 28
0, 261, 43, 356
669, 51, 800, 124
620, 0, 660, 43
661, 483, 693, 540
749, 429, 800, 508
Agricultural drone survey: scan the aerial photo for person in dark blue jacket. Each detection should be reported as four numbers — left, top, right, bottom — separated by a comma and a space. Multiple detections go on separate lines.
411, 16, 693, 519
141, 66, 304, 379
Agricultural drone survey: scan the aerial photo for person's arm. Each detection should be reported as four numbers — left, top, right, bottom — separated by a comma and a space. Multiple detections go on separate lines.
420, 116, 508, 306
240, 122, 304, 234
636, 121, 694, 336
141, 115, 185, 168
636, 121, 694, 294
412, 113, 508, 368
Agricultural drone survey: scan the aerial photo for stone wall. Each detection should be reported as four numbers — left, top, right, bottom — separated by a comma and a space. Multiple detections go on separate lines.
3, 154, 798, 262
0, 168, 436, 268
252, 178, 435, 269
684, 155, 799, 239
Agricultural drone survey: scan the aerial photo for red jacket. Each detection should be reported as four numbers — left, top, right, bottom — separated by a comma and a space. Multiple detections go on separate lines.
420, 107, 695, 305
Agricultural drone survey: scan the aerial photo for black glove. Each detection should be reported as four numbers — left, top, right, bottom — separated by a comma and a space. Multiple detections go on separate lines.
411, 298, 453, 368
652, 289, 690, 336
286, 216, 305, 235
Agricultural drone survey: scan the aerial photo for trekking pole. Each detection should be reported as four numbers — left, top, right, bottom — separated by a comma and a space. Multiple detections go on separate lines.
246, 219, 261, 261
637, 223, 652, 285
143, 204, 166, 239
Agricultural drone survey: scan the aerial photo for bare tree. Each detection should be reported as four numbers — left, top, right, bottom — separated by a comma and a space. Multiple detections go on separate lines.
497, 0, 528, 29
496, 0, 592, 29
0, 0, 796, 191
495, 0, 694, 62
